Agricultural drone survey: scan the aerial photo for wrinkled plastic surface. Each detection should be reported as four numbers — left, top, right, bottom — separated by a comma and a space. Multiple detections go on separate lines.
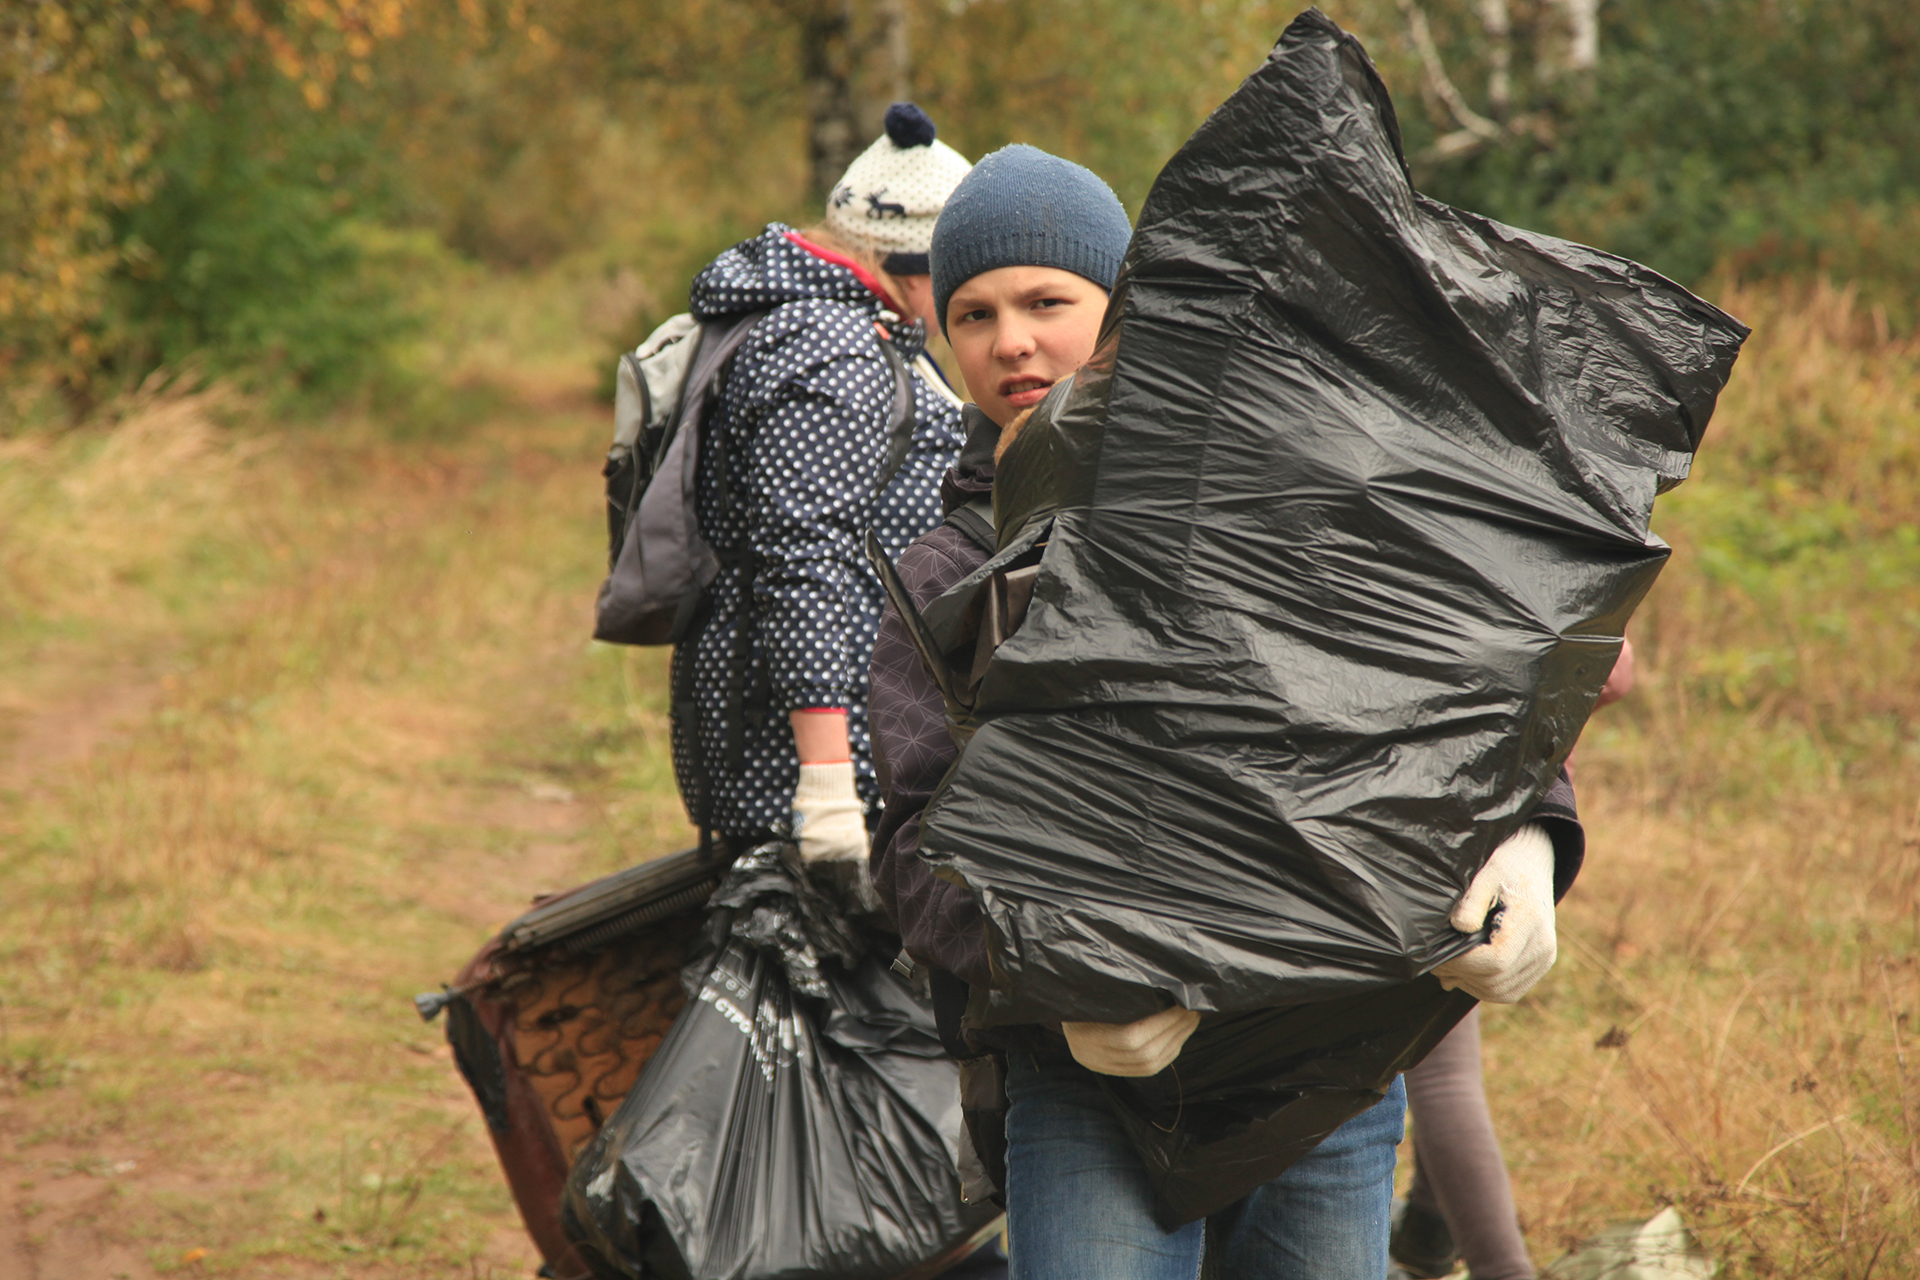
1102, 977, 1476, 1226
918, 9, 1748, 1030
1543, 1207, 1715, 1280
561, 845, 1001, 1280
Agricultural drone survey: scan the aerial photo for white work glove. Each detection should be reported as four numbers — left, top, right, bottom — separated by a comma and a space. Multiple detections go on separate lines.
1432, 823, 1558, 1004
791, 761, 870, 864
1062, 1004, 1201, 1078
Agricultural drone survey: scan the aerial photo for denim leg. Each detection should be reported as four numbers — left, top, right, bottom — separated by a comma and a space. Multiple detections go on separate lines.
1213, 1075, 1408, 1280
1003, 1052, 1205, 1280
944, 1236, 1010, 1280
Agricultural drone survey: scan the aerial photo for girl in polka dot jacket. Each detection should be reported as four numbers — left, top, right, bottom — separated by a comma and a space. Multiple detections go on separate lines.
668, 105, 973, 860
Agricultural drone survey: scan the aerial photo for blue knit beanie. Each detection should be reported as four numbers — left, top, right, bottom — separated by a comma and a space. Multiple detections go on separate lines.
931, 144, 1133, 333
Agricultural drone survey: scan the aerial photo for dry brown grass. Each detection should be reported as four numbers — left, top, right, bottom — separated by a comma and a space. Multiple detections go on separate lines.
0, 374, 689, 1276
0, 277, 1912, 1277
1487, 280, 1920, 1277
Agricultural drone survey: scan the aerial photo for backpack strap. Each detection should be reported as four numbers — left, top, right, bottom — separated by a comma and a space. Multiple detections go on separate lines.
874, 337, 916, 494
692, 311, 772, 517
944, 493, 996, 554
676, 312, 768, 446
671, 310, 768, 836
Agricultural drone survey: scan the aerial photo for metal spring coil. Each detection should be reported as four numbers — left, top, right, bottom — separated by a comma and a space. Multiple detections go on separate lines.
556, 879, 720, 956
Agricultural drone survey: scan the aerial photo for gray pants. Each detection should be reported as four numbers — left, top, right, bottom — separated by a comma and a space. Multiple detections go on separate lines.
1406, 1006, 1535, 1280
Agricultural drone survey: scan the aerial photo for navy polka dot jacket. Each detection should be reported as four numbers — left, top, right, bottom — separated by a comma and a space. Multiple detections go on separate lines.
670, 224, 964, 838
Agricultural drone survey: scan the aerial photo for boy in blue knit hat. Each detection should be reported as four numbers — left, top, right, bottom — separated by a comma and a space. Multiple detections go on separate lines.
869, 146, 1410, 1278
931, 144, 1133, 428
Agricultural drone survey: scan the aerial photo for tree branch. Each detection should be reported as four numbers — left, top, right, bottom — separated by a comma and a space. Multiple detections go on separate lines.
1398, 0, 1502, 144
1477, 0, 1511, 121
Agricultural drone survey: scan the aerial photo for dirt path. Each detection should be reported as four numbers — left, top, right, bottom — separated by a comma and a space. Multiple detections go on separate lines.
0, 392, 686, 1278
1, 659, 167, 1279
0, 660, 166, 794
0, 658, 576, 1279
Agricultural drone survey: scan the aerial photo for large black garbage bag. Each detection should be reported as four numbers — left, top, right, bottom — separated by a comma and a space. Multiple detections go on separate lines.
1098, 977, 1476, 1226
560, 844, 1002, 1280
919, 9, 1749, 1031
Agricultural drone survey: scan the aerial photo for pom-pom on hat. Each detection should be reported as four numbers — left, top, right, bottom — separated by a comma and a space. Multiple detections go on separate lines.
930, 144, 1133, 334
825, 103, 973, 276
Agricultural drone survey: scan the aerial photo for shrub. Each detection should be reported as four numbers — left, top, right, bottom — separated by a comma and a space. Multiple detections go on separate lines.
103, 72, 425, 405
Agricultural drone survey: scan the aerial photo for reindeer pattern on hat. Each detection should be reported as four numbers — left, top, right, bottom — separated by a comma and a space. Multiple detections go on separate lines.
822, 103, 972, 257
866, 189, 909, 219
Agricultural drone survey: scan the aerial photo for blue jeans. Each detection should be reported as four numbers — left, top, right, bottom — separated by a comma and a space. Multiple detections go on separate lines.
1003, 1053, 1406, 1280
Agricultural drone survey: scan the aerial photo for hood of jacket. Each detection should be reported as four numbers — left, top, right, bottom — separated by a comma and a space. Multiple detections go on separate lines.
941, 404, 999, 514
690, 223, 883, 320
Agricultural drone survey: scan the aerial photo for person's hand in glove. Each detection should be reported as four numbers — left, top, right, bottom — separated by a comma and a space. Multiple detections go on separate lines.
1062, 1004, 1201, 1077
791, 760, 869, 863
789, 710, 869, 864
1432, 822, 1557, 1004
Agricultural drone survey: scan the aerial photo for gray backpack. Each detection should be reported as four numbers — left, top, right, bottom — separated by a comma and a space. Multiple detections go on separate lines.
592, 310, 917, 646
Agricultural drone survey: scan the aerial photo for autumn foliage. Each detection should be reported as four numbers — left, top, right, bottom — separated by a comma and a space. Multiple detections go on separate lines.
6, 0, 1920, 411
0, 2, 431, 397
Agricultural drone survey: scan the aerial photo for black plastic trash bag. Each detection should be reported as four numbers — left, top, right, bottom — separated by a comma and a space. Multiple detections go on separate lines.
561, 844, 1002, 1280
918, 8, 1747, 1033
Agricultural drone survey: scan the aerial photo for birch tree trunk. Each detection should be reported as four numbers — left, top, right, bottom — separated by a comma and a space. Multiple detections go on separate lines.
802, 0, 913, 202
1478, 0, 1511, 120
872, 0, 910, 108
1553, 0, 1600, 74
802, 0, 859, 202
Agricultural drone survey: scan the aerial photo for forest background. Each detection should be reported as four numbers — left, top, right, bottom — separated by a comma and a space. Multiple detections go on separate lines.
2, 1, 1918, 1278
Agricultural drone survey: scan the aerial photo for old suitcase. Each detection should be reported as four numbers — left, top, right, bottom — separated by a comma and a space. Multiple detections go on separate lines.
418, 848, 727, 1280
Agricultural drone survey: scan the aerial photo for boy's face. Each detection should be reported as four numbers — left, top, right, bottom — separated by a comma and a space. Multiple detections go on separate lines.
945, 266, 1108, 427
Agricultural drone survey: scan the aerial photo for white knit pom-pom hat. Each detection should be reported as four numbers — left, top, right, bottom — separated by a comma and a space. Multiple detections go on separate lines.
824, 103, 972, 275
